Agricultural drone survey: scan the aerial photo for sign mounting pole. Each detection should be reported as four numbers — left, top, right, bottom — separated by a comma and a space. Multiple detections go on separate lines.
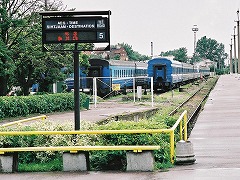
74, 43, 80, 130
39, 11, 111, 130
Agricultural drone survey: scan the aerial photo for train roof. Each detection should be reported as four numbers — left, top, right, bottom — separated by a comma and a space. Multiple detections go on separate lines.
90, 59, 147, 68
149, 57, 182, 65
149, 57, 196, 68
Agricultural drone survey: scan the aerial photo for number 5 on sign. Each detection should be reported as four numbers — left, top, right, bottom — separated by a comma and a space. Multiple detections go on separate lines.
97, 32, 105, 40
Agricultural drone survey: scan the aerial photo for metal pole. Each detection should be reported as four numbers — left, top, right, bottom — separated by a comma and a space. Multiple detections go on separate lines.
74, 43, 80, 130
151, 42, 153, 58
230, 39, 233, 74
194, 32, 196, 53
45, 0, 48, 10
94, 77, 97, 108
237, 10, 240, 74
192, 25, 199, 55
233, 26, 237, 74
133, 77, 136, 103
151, 77, 154, 107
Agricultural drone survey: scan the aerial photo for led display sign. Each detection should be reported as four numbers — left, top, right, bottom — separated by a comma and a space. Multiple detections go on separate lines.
42, 17, 109, 43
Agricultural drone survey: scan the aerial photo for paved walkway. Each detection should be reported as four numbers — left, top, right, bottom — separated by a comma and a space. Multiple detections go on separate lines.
46, 101, 156, 124
2, 74, 240, 179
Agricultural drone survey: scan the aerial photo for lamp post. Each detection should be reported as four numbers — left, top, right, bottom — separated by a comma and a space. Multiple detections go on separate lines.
233, 26, 237, 73
192, 25, 199, 55
151, 42, 153, 58
236, 10, 240, 74
230, 38, 233, 74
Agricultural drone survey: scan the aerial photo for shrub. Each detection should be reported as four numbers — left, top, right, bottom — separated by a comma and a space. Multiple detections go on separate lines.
0, 114, 178, 171
0, 93, 89, 119
89, 117, 175, 170
0, 120, 93, 164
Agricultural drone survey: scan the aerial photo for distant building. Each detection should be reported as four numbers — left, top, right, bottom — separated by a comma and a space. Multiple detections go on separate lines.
84, 45, 128, 60
195, 58, 216, 68
109, 46, 128, 61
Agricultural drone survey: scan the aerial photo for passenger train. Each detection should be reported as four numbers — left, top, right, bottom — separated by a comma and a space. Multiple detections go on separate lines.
65, 58, 148, 97
65, 57, 210, 96
148, 57, 210, 91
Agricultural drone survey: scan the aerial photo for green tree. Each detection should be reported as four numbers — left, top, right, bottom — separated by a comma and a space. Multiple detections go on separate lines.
160, 47, 189, 63
0, 0, 48, 95
195, 36, 227, 69
0, 0, 92, 95
117, 43, 150, 61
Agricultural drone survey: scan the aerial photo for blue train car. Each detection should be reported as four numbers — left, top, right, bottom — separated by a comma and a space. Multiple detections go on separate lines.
199, 65, 210, 77
65, 59, 148, 97
148, 57, 202, 91
64, 67, 87, 92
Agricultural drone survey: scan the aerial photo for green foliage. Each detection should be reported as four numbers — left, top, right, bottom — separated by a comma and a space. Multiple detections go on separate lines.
0, 93, 89, 119
18, 159, 62, 172
117, 43, 150, 61
88, 116, 174, 170
0, 0, 91, 96
195, 36, 227, 69
113, 54, 121, 60
160, 47, 189, 63
0, 111, 177, 171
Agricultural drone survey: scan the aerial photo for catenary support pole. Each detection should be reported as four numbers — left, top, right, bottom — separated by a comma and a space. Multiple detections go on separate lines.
233, 26, 237, 74
230, 39, 233, 74
237, 10, 240, 74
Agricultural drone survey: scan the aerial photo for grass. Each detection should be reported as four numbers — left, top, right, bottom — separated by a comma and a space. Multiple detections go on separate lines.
18, 159, 62, 172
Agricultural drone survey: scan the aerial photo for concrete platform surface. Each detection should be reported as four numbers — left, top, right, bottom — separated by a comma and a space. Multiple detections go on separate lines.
2, 74, 240, 179
46, 100, 156, 124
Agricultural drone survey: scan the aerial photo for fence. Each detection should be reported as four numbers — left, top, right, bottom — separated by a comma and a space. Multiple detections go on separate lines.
67, 76, 154, 107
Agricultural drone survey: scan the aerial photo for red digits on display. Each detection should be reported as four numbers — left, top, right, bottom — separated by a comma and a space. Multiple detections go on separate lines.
65, 32, 70, 41
58, 36, 63, 41
73, 32, 78, 40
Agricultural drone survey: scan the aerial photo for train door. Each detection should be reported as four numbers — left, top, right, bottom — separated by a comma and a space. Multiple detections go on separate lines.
87, 66, 102, 90
153, 64, 166, 89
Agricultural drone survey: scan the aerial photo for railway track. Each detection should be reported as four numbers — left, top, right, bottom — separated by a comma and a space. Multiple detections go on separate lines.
168, 77, 218, 136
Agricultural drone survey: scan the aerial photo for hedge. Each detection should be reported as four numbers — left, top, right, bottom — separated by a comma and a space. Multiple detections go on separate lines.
0, 93, 89, 119
0, 114, 177, 171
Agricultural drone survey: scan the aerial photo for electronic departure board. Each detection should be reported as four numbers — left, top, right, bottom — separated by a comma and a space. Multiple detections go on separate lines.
42, 17, 109, 44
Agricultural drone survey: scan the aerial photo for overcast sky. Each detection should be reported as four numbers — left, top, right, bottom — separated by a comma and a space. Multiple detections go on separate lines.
61, 0, 240, 57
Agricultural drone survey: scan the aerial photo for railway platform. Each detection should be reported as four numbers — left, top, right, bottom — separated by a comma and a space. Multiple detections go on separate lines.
2, 74, 240, 179
160, 74, 240, 179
